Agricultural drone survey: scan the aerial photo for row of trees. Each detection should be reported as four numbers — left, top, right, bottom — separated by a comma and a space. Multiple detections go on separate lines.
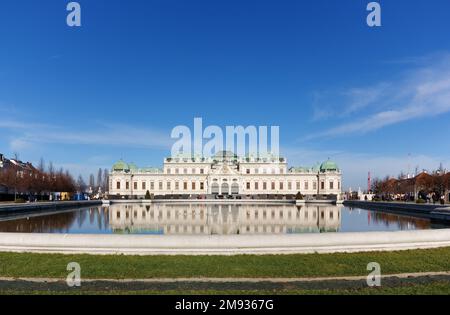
0, 159, 76, 197
371, 170, 450, 201
80, 168, 109, 194
0, 157, 110, 198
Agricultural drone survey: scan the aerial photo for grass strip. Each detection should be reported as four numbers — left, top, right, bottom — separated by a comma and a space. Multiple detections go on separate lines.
0, 247, 449, 279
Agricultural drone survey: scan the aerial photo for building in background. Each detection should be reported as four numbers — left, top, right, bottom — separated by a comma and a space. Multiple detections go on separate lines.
0, 153, 38, 200
109, 151, 342, 199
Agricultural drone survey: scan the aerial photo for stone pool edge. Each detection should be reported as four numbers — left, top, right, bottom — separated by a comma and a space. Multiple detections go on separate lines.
0, 229, 450, 255
0, 201, 103, 215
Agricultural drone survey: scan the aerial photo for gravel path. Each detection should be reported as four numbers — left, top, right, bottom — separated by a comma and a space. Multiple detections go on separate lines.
0, 272, 449, 292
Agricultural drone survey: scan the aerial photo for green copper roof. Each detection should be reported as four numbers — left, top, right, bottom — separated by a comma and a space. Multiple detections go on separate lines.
128, 162, 138, 171
311, 162, 321, 172
320, 160, 339, 172
112, 160, 129, 171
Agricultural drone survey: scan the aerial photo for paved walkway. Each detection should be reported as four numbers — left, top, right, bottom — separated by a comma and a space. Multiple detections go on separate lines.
1, 271, 449, 292
2, 271, 450, 283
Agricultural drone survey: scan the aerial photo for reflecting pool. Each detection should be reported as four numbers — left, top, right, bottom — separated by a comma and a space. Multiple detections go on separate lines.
0, 203, 447, 235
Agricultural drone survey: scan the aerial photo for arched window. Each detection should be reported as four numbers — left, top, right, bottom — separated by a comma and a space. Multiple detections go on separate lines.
221, 182, 230, 195
211, 182, 219, 194
231, 183, 239, 194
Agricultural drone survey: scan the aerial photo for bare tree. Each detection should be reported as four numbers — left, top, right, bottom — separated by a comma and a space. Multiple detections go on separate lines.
96, 168, 103, 191
77, 175, 86, 193
102, 168, 109, 193
38, 158, 45, 173
45, 162, 55, 193
89, 174, 95, 190
48, 162, 55, 177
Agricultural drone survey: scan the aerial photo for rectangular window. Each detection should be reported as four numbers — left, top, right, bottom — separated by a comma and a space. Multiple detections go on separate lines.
200, 182, 204, 190
192, 168, 196, 174
271, 182, 275, 190
305, 181, 309, 190
159, 182, 163, 190
133, 182, 137, 190
313, 182, 317, 190
142, 182, 146, 190
175, 182, 179, 190
184, 169, 187, 174
246, 169, 250, 174
184, 182, 188, 190
296, 182, 301, 190
175, 168, 179, 174
338, 181, 341, 190
288, 182, 292, 190
167, 168, 171, 174
150, 182, 154, 190
321, 181, 325, 190
330, 181, 334, 190
255, 182, 259, 190
167, 182, 171, 190
192, 182, 196, 190
126, 182, 129, 190
279, 182, 284, 190
246, 182, 251, 190
263, 182, 267, 190
200, 168, 204, 174
116, 182, 121, 189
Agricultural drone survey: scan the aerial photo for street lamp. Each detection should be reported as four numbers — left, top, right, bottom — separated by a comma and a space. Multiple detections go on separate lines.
130, 174, 134, 199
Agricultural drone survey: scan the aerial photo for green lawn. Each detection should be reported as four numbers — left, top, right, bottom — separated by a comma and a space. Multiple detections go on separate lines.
1, 247, 450, 279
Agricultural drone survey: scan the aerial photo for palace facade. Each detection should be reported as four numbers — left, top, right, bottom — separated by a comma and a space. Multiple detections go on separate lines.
108, 151, 342, 198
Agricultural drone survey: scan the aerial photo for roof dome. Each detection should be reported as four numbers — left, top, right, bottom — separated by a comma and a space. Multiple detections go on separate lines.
311, 162, 321, 172
112, 160, 129, 171
320, 160, 339, 172
128, 162, 138, 171
214, 151, 237, 161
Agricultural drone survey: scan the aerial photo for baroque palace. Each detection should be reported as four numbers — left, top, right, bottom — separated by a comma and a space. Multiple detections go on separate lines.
109, 151, 342, 198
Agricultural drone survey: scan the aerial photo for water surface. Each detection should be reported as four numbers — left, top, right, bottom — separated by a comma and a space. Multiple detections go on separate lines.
0, 203, 446, 235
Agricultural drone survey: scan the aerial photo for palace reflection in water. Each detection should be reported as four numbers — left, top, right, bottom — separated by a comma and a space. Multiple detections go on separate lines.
0, 203, 445, 234
109, 204, 341, 235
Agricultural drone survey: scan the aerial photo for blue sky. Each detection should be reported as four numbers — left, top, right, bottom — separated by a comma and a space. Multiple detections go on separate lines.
1, 0, 450, 189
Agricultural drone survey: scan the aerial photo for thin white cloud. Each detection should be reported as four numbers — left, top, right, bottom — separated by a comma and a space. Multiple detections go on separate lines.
9, 138, 34, 153
0, 119, 173, 149
304, 53, 450, 140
